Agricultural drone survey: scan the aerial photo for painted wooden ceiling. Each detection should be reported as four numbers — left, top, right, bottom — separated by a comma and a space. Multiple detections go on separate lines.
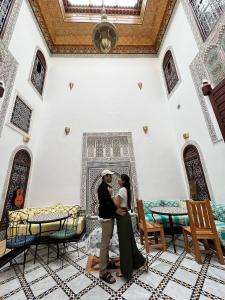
28, 0, 177, 54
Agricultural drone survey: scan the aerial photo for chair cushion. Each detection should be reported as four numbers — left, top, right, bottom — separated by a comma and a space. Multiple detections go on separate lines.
215, 220, 225, 246
7, 235, 36, 248
211, 203, 225, 222
50, 229, 77, 240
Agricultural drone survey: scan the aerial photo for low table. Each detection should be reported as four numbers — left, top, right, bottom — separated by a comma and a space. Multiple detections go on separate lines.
150, 206, 188, 253
27, 212, 70, 236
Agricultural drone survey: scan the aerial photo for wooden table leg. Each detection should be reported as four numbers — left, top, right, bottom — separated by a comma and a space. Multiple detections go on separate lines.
168, 215, 176, 253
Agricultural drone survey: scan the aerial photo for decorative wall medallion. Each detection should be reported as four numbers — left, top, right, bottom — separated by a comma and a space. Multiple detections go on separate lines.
138, 82, 143, 90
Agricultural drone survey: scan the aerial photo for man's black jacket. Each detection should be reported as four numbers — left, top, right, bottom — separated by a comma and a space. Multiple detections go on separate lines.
98, 181, 117, 219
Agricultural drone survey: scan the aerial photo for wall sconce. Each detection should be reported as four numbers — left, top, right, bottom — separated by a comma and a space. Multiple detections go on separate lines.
201, 79, 212, 96
183, 132, 189, 140
69, 82, 74, 90
138, 82, 143, 90
143, 126, 148, 134
23, 135, 30, 143
0, 81, 5, 98
65, 127, 70, 135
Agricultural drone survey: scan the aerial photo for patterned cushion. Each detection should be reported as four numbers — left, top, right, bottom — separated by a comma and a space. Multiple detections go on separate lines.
145, 213, 189, 228
6, 235, 36, 248
50, 229, 77, 240
8, 211, 22, 223
211, 203, 225, 222
162, 200, 180, 207
215, 220, 225, 246
143, 201, 163, 214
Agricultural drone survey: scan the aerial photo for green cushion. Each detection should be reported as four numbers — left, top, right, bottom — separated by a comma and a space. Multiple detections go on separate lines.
215, 220, 225, 246
211, 203, 225, 222
162, 200, 180, 207
50, 228, 76, 240
145, 213, 189, 228
143, 201, 163, 214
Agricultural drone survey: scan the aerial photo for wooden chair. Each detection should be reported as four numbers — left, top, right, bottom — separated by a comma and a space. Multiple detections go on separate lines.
136, 199, 166, 253
183, 200, 224, 264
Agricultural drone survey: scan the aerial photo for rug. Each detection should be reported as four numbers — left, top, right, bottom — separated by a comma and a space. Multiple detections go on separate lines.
85, 256, 120, 272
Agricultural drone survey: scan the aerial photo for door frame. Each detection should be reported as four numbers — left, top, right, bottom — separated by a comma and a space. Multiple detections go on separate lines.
0, 146, 33, 226
181, 140, 214, 201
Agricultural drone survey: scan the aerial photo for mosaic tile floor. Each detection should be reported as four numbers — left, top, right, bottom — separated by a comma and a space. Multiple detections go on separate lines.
0, 236, 225, 300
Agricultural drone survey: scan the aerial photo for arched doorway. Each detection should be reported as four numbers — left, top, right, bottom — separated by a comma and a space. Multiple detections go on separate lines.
183, 145, 211, 201
0, 149, 31, 228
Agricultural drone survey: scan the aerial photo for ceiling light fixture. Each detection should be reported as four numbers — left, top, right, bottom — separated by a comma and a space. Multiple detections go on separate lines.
92, 0, 118, 54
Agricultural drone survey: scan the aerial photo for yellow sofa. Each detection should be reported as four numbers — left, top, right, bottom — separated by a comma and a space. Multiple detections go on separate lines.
8, 203, 85, 237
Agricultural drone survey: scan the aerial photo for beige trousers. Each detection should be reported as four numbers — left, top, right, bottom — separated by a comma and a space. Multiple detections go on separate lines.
99, 219, 114, 276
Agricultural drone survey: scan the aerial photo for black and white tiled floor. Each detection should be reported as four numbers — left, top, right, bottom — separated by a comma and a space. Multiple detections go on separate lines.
0, 236, 225, 300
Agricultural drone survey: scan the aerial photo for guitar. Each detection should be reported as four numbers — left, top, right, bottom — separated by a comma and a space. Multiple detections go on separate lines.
14, 188, 24, 208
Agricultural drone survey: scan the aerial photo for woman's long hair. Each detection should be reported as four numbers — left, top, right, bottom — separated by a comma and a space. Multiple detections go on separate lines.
121, 174, 132, 210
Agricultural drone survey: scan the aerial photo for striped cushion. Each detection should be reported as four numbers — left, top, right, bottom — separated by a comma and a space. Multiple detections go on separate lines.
145, 213, 189, 228
215, 220, 225, 246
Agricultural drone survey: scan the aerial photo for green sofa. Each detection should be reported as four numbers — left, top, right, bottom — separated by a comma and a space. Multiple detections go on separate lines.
143, 200, 225, 246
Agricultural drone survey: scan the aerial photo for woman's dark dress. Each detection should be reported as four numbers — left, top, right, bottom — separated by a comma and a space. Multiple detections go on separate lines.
116, 211, 145, 279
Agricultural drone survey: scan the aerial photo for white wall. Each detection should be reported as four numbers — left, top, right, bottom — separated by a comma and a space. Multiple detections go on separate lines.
5, 0, 225, 212
27, 56, 187, 207
0, 0, 50, 215
159, 1, 225, 203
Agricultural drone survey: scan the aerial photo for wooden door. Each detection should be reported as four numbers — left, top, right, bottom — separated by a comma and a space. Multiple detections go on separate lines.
183, 145, 211, 201
209, 77, 225, 141
0, 150, 31, 229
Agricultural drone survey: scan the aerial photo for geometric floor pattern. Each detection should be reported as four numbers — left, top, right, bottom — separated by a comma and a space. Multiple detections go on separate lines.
0, 236, 225, 300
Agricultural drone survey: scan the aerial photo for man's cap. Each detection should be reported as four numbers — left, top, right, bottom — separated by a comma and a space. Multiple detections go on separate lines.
101, 169, 114, 177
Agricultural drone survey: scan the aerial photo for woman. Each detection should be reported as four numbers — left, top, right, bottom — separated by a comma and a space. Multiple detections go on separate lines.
109, 174, 148, 279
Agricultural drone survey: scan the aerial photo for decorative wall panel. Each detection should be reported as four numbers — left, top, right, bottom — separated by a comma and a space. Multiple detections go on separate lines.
189, 0, 225, 41
0, 43, 18, 137
81, 133, 138, 225
0, 0, 15, 37
0, 0, 22, 136
10, 96, 32, 134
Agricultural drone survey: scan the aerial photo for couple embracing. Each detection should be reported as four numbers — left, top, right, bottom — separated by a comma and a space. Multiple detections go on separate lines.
98, 169, 148, 284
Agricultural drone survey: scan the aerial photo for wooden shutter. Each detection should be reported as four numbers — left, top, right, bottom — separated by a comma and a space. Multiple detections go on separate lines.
209, 78, 225, 141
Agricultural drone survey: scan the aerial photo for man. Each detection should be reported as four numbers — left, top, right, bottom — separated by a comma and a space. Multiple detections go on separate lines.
98, 169, 125, 284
